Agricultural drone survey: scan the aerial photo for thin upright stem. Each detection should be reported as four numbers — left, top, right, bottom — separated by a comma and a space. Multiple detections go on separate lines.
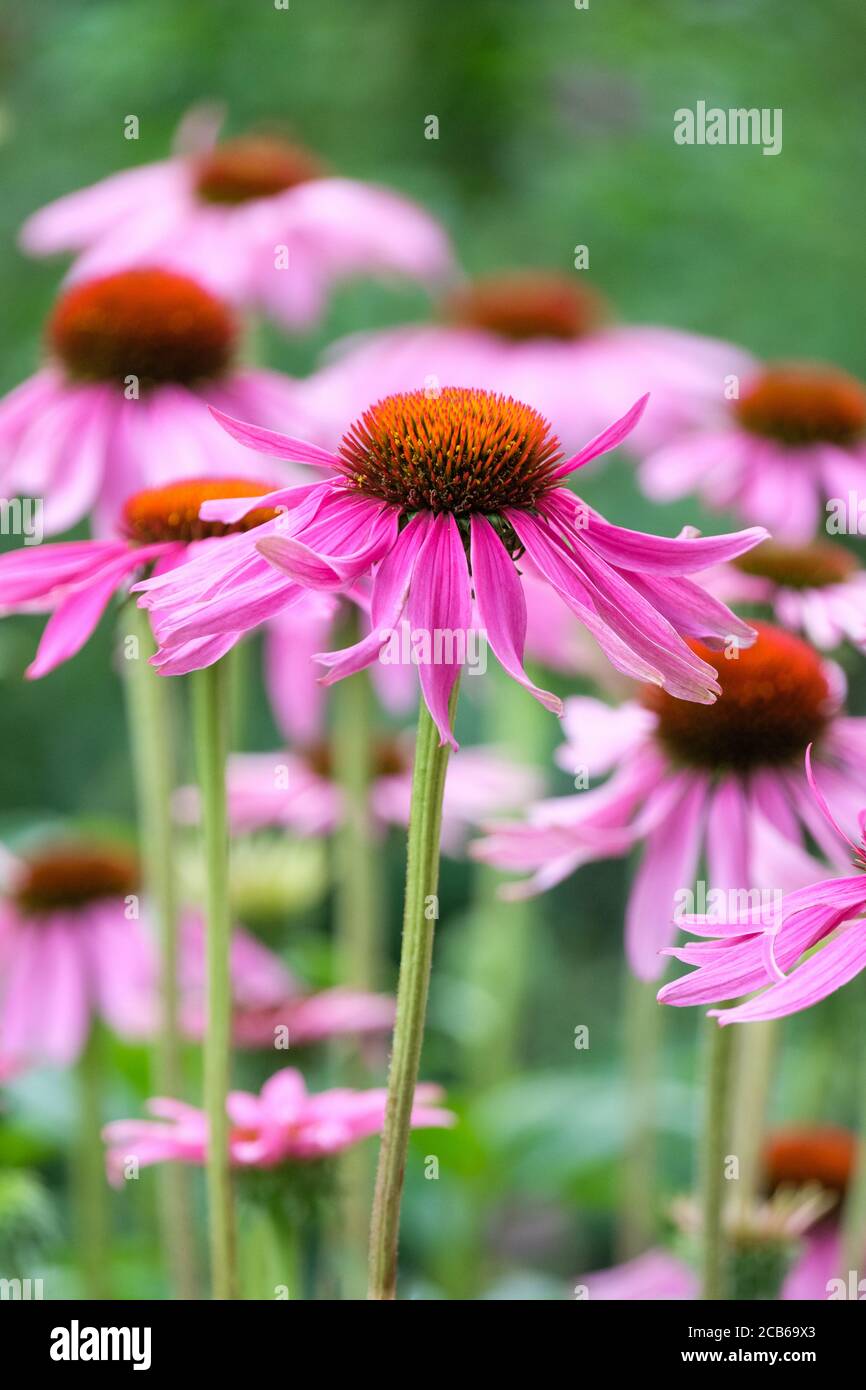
332, 642, 380, 1296
75, 1028, 109, 1300
841, 974, 866, 1281
618, 972, 662, 1259
122, 602, 197, 1298
700, 1016, 734, 1300
191, 660, 237, 1300
367, 689, 458, 1300
730, 1020, 777, 1216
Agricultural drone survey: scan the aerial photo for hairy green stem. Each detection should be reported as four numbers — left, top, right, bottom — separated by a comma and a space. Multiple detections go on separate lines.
122, 603, 197, 1298
841, 975, 866, 1281
332, 652, 380, 1296
191, 661, 237, 1300
618, 972, 662, 1259
75, 1028, 109, 1299
700, 1016, 734, 1300
730, 1020, 777, 1217
367, 689, 457, 1300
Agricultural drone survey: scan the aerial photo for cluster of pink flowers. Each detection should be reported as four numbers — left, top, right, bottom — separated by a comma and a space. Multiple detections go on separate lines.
4, 101, 866, 1304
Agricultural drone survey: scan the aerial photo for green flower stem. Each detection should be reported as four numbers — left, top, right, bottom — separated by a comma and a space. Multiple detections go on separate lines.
841, 974, 866, 1282
700, 1015, 734, 1300
367, 688, 458, 1300
332, 641, 380, 1297
75, 1027, 109, 1299
122, 602, 197, 1299
618, 972, 662, 1259
191, 660, 238, 1300
730, 1020, 777, 1215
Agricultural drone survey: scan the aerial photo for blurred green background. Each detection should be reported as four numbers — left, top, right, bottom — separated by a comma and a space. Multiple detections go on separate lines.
0, 0, 864, 1298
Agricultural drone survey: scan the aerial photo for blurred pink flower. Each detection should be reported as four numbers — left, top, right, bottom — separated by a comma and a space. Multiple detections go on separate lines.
0, 843, 153, 1071
0, 269, 313, 536
698, 539, 866, 652
578, 1229, 848, 1301
0, 478, 304, 678
176, 740, 543, 854
135, 388, 765, 747
176, 916, 394, 1046
298, 271, 751, 453
20, 122, 453, 330
472, 624, 866, 979
659, 750, 866, 1022
103, 1067, 454, 1182
640, 362, 866, 541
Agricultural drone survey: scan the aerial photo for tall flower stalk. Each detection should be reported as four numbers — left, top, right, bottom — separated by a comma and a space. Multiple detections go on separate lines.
700, 1015, 734, 1299
332, 630, 381, 1295
75, 1028, 109, 1299
122, 602, 197, 1298
191, 660, 237, 1300
368, 688, 458, 1300
619, 974, 662, 1259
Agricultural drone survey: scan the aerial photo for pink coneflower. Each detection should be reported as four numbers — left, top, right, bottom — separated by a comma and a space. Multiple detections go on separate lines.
0, 269, 313, 535
700, 539, 866, 652
102, 1066, 454, 1183
176, 914, 394, 1047
0, 477, 293, 677
20, 127, 453, 330
640, 362, 866, 541
578, 1229, 845, 1302
472, 624, 866, 979
0, 842, 153, 1071
300, 270, 751, 453
135, 388, 767, 747
176, 738, 542, 853
659, 750, 866, 1022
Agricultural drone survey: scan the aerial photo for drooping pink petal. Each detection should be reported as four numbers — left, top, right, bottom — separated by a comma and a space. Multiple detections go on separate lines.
469, 514, 561, 715
208, 406, 341, 469
709, 923, 866, 1025
406, 512, 472, 748
552, 394, 649, 478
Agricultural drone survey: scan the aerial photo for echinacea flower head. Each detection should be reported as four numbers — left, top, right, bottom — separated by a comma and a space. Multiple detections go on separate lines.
136, 388, 767, 747
102, 1067, 454, 1183
299, 269, 753, 453
641, 360, 866, 541
702, 538, 866, 652
0, 841, 153, 1071
0, 476, 286, 677
658, 749, 866, 1022
0, 268, 314, 536
472, 623, 866, 978
20, 121, 453, 330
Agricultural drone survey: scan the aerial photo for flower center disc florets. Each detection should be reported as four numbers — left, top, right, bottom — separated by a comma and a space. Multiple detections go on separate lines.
122, 479, 278, 545
49, 269, 237, 387
643, 623, 831, 770
445, 271, 606, 342
763, 1128, 856, 1199
337, 386, 563, 515
194, 136, 325, 204
14, 844, 139, 915
735, 364, 866, 447
734, 538, 858, 590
